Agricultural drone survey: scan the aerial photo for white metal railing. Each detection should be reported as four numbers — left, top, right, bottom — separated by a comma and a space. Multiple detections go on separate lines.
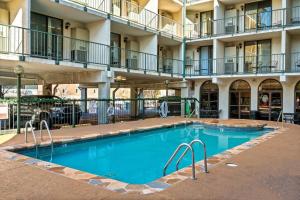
40, 120, 54, 152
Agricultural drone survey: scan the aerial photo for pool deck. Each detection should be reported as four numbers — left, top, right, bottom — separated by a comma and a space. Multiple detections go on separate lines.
0, 117, 299, 200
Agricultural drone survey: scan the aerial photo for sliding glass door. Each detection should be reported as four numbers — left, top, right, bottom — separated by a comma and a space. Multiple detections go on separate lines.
245, 0, 272, 31
200, 11, 213, 37
110, 33, 121, 68
31, 12, 63, 59
199, 46, 213, 75
244, 40, 271, 73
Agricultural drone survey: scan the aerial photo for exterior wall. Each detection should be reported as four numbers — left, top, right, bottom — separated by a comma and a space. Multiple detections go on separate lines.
7, 0, 30, 27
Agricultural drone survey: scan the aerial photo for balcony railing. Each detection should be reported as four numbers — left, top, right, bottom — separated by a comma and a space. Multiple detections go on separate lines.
158, 57, 183, 75
290, 52, 300, 72
215, 54, 284, 75
186, 8, 286, 39
287, 6, 300, 26
110, 46, 182, 75
0, 24, 181, 75
0, 24, 110, 66
185, 59, 213, 76
159, 15, 183, 38
69, 0, 182, 38
70, 0, 110, 13
110, 46, 157, 72
111, 0, 158, 30
185, 54, 285, 76
185, 20, 213, 39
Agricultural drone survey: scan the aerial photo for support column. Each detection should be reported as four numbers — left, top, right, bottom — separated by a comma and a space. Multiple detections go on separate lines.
213, 39, 224, 74
180, 80, 189, 116
97, 82, 110, 124
217, 80, 230, 119
130, 87, 137, 119
16, 74, 21, 134
80, 87, 87, 113
250, 80, 259, 119
194, 81, 203, 118
282, 81, 295, 113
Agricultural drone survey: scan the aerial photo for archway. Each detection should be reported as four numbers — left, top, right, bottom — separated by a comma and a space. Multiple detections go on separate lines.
200, 80, 219, 118
229, 80, 251, 119
258, 79, 282, 121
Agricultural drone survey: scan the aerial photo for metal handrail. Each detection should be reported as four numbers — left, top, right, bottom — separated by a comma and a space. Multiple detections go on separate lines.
176, 139, 208, 173
25, 120, 38, 155
163, 143, 195, 179
25, 120, 37, 144
40, 120, 54, 152
277, 110, 284, 128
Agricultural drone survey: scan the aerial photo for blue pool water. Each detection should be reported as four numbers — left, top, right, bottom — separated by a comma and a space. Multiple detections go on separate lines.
15, 124, 271, 184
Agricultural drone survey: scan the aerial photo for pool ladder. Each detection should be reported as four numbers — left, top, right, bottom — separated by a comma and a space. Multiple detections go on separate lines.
25, 120, 54, 153
163, 139, 208, 180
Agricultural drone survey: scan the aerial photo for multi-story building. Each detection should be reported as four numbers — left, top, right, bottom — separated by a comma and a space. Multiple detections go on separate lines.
0, 0, 299, 121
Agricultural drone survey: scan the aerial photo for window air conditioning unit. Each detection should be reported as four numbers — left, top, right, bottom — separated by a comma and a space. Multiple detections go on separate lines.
225, 21, 235, 33
71, 28, 89, 63
126, 56, 138, 69
225, 58, 235, 73
71, 47, 87, 63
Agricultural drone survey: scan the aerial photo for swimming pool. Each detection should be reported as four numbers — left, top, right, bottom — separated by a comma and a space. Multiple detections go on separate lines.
15, 123, 272, 184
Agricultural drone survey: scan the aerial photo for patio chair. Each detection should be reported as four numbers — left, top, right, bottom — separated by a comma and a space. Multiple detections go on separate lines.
283, 113, 295, 124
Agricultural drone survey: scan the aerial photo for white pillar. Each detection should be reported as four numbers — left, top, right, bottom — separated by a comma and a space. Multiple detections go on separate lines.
194, 81, 202, 117
180, 80, 189, 116
250, 81, 259, 111
218, 81, 229, 119
80, 87, 87, 113
130, 87, 137, 118
98, 82, 110, 124
213, 39, 224, 74
282, 81, 295, 113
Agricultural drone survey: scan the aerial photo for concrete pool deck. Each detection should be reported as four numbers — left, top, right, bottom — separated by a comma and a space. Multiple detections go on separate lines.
0, 117, 299, 200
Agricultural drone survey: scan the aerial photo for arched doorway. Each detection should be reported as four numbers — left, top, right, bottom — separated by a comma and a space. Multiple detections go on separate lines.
258, 79, 282, 121
229, 80, 251, 119
200, 81, 219, 118
295, 81, 300, 124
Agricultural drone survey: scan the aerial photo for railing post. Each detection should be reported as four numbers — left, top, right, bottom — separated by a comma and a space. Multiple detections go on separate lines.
16, 73, 21, 134
144, 53, 147, 72
72, 100, 75, 128
56, 35, 59, 64
22, 28, 25, 55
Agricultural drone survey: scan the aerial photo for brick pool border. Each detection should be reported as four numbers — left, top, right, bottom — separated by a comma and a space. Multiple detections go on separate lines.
0, 120, 283, 195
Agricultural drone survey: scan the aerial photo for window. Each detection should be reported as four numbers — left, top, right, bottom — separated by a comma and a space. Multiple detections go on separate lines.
229, 80, 251, 119
200, 81, 219, 118
258, 79, 282, 121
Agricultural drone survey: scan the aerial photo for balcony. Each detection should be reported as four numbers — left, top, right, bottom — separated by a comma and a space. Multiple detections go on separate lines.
159, 15, 183, 38
67, 0, 183, 38
286, 6, 300, 26
0, 24, 181, 75
185, 54, 289, 76
185, 59, 213, 76
186, 8, 285, 39
158, 57, 183, 75
110, 47, 183, 75
69, 0, 110, 13
0, 24, 110, 67
111, 0, 158, 30
289, 52, 300, 73
215, 54, 284, 75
